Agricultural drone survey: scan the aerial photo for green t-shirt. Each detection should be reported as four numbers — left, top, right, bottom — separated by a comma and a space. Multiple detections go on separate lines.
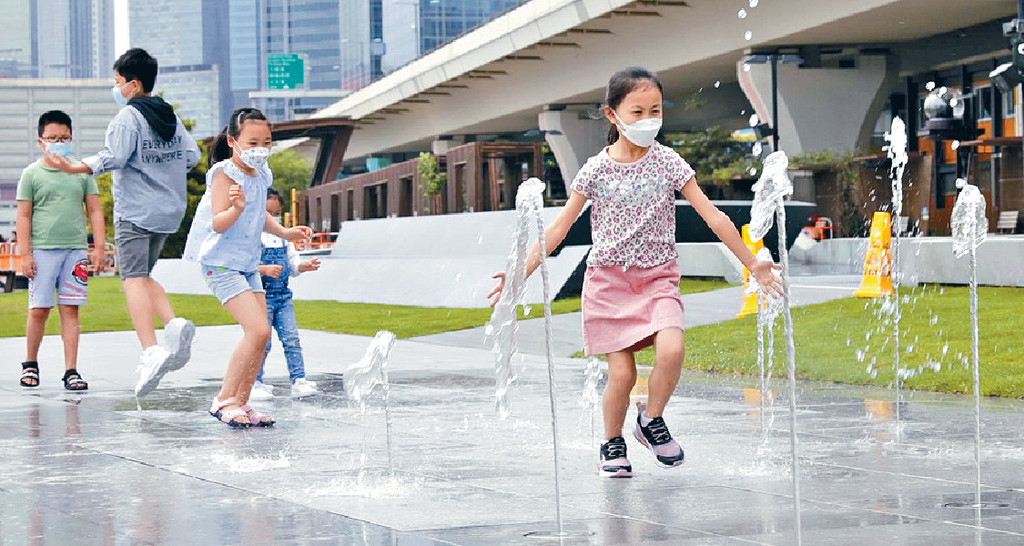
15, 160, 99, 250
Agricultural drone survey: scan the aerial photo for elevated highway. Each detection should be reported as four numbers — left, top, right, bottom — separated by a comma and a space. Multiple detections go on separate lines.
312, 0, 1014, 181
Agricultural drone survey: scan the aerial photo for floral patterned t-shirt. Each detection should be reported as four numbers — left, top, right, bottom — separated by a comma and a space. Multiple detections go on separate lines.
571, 141, 695, 268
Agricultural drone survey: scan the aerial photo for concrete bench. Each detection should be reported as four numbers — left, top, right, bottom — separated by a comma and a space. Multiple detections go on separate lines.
997, 211, 1018, 234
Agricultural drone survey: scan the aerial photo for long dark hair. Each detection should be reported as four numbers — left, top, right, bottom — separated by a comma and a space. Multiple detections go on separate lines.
604, 67, 664, 145
209, 107, 270, 167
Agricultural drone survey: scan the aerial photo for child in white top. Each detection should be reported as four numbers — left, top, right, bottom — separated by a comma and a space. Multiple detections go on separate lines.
249, 188, 322, 400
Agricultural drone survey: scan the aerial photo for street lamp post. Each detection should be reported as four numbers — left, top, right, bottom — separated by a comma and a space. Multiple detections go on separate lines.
744, 52, 804, 152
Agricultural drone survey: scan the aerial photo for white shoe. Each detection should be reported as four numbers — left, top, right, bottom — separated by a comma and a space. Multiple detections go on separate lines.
135, 345, 174, 397
291, 378, 317, 397
250, 380, 275, 400
163, 318, 195, 371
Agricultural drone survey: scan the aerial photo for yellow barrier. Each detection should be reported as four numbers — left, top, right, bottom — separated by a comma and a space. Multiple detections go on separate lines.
737, 224, 764, 318
290, 188, 298, 228
854, 211, 893, 298
630, 366, 651, 399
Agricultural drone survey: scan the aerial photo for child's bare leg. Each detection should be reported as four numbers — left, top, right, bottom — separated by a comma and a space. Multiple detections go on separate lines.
603, 350, 636, 440
122, 277, 176, 349
122, 278, 158, 347
232, 293, 268, 405
218, 291, 270, 412
25, 307, 51, 363
645, 327, 685, 418
56, 304, 80, 371
144, 278, 176, 325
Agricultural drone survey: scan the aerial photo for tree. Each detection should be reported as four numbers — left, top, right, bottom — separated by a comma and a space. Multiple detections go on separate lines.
161, 146, 209, 258
268, 149, 313, 210
416, 152, 447, 214
94, 172, 115, 244
666, 127, 761, 186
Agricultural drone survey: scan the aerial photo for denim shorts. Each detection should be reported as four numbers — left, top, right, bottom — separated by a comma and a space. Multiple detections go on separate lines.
114, 221, 169, 280
201, 265, 264, 304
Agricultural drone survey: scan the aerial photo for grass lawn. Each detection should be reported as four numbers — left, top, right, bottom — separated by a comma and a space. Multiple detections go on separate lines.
635, 285, 1024, 398
0, 275, 733, 339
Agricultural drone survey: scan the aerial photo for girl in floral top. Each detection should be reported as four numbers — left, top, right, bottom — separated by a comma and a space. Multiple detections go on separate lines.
489, 67, 781, 477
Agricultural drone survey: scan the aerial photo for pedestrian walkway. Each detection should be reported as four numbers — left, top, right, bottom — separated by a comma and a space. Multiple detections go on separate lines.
1, 320, 1022, 544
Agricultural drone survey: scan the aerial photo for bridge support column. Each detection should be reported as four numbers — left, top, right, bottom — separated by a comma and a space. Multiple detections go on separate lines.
738, 53, 900, 155
539, 108, 607, 184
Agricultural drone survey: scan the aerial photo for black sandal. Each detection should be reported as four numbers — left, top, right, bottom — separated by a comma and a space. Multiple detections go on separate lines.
62, 369, 88, 391
20, 361, 39, 388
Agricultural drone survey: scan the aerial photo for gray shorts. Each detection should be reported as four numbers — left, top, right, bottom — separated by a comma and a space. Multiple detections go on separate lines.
202, 264, 264, 304
114, 221, 169, 280
28, 249, 89, 309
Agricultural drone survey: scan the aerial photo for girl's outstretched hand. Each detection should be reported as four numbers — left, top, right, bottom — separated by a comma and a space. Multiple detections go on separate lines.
487, 272, 506, 308
299, 258, 321, 273
749, 258, 783, 298
284, 225, 313, 242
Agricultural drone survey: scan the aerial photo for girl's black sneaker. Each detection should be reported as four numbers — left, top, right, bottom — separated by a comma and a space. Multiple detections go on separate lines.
599, 436, 633, 478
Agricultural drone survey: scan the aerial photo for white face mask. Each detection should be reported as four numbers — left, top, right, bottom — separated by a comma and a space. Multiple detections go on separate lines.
612, 110, 662, 148
237, 146, 271, 170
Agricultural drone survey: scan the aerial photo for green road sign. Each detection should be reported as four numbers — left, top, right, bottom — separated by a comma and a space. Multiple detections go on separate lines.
268, 53, 305, 90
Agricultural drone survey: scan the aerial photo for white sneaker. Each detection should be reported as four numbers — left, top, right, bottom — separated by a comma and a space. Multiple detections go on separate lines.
135, 345, 174, 397
291, 378, 317, 397
250, 380, 275, 400
163, 318, 195, 371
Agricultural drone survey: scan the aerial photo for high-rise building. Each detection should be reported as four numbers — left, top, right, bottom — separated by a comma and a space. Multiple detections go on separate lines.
381, 0, 525, 74
228, 0, 384, 121
0, 0, 115, 79
129, 0, 231, 138
258, 0, 372, 119
229, 0, 261, 107
90, 0, 116, 79
338, 0, 385, 90
0, 79, 121, 238
229, 0, 516, 122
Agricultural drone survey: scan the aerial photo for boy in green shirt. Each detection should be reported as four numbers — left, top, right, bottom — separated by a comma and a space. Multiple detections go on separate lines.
16, 110, 106, 390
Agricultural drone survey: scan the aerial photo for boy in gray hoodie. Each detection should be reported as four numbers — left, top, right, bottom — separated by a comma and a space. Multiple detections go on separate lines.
44, 48, 201, 397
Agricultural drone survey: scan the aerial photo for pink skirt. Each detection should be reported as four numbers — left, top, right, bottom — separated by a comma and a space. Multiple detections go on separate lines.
581, 260, 685, 355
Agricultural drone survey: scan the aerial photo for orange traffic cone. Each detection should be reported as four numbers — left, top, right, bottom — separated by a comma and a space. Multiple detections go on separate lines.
737, 224, 764, 318
854, 212, 893, 298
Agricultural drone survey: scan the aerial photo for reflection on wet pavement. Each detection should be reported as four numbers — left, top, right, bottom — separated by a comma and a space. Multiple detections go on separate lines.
1, 328, 1023, 544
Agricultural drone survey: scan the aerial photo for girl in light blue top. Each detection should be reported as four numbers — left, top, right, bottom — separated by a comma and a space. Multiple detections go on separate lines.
184, 107, 311, 427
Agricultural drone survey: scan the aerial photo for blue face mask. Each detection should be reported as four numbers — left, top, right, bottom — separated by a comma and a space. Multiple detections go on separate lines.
111, 83, 130, 106
45, 141, 73, 158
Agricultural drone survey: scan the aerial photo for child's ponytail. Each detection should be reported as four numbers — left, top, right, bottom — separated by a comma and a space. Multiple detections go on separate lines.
607, 125, 620, 146
207, 107, 270, 167
208, 130, 232, 167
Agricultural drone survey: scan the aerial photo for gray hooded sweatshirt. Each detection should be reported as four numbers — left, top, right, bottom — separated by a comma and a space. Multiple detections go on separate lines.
83, 97, 200, 234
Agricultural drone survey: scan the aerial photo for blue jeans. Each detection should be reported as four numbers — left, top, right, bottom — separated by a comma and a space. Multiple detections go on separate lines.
257, 291, 305, 382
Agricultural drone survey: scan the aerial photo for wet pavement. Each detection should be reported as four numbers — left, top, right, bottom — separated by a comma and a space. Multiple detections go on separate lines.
2, 320, 1024, 545
414, 274, 863, 356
